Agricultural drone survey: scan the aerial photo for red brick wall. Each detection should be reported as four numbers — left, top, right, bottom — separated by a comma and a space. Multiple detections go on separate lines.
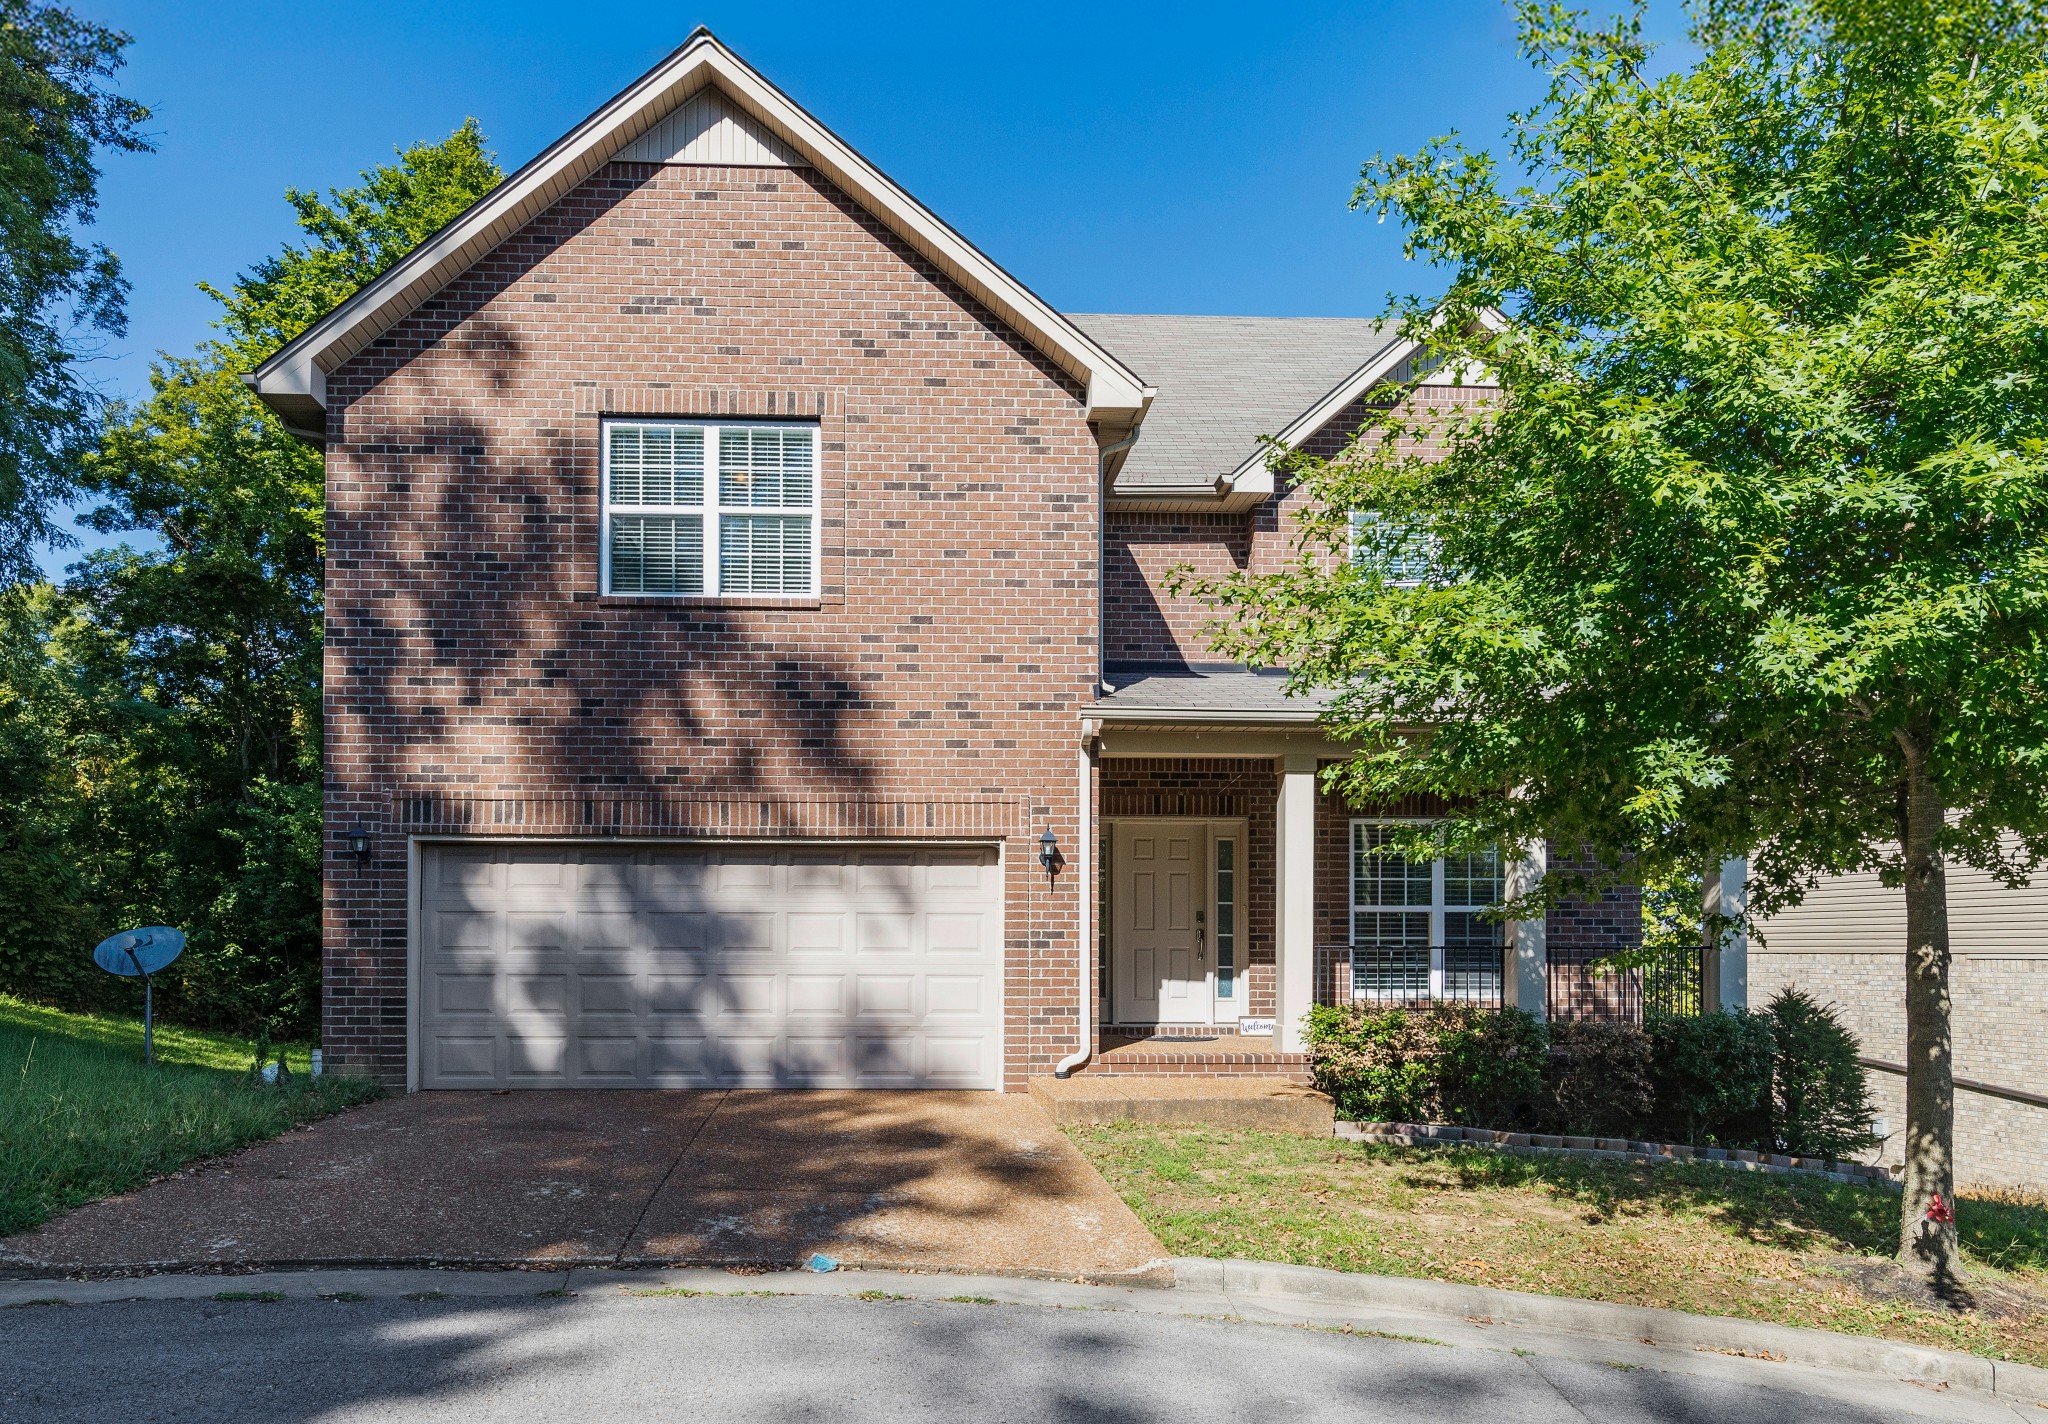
322, 160, 1099, 1089
1103, 512, 1246, 665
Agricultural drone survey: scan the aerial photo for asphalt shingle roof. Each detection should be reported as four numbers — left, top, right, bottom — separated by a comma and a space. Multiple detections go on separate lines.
1065, 314, 1405, 489
1088, 664, 1329, 718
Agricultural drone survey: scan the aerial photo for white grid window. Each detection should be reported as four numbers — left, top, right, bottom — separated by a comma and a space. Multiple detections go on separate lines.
602, 420, 819, 597
1350, 820, 1505, 1000
1349, 512, 1433, 587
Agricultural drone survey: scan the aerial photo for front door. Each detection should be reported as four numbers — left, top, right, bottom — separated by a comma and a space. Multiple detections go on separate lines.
1111, 821, 1212, 1025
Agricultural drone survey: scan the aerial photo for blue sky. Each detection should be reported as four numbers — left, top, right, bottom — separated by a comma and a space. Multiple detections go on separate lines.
48, 0, 1690, 573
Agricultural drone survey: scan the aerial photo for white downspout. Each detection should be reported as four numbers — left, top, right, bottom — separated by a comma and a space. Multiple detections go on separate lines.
1056, 427, 1139, 1078
1055, 720, 1099, 1078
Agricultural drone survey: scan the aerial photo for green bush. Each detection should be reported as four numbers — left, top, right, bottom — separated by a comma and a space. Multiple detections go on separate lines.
1304, 1003, 1547, 1124
1766, 988, 1877, 1158
1433, 1003, 1547, 1125
1648, 1009, 1776, 1148
1541, 1019, 1656, 1136
1303, 1003, 1436, 1122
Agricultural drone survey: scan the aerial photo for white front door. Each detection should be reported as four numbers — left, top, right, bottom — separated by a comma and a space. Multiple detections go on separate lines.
1111, 821, 1212, 1025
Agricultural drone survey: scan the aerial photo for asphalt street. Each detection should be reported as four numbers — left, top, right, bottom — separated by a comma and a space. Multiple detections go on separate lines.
0, 1285, 2018, 1424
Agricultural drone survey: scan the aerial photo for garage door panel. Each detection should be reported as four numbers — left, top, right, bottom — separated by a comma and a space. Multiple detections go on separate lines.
714, 912, 776, 953
507, 1035, 567, 1080
924, 974, 984, 1018
419, 843, 1000, 1089
647, 912, 709, 951
575, 1035, 640, 1081
787, 974, 848, 1016
857, 912, 913, 954
577, 973, 638, 1016
506, 973, 568, 1016
647, 973, 709, 1015
717, 973, 779, 1018
787, 912, 846, 954
926, 912, 987, 957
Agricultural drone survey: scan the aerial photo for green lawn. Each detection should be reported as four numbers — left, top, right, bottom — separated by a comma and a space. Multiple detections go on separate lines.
0, 995, 381, 1237
1069, 1122, 2048, 1368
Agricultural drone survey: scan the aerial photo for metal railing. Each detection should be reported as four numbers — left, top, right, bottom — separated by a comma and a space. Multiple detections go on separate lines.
1315, 943, 1505, 1011
1545, 944, 1703, 1024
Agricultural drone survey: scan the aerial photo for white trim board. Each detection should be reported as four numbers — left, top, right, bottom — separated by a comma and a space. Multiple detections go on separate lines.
247, 29, 1153, 435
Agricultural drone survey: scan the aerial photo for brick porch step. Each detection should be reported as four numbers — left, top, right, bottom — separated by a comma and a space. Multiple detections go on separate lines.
1028, 1074, 1335, 1137
1078, 1030, 1311, 1083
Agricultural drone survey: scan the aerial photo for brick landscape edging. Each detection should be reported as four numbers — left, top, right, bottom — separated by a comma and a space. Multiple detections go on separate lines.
1335, 1120, 1898, 1187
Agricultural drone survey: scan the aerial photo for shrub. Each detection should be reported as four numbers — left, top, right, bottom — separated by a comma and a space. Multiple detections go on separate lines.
1304, 1003, 1548, 1124
1766, 988, 1877, 1158
1648, 1009, 1775, 1148
1540, 1020, 1655, 1136
1303, 1003, 1435, 1122
1432, 1003, 1547, 1125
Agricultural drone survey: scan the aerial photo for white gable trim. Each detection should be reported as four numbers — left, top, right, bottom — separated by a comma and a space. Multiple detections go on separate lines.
617, 88, 802, 167
1222, 309, 1507, 495
1222, 336, 1426, 497
247, 30, 1151, 434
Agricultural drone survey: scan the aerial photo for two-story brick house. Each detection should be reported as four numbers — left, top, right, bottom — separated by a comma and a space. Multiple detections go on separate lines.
251, 31, 1638, 1093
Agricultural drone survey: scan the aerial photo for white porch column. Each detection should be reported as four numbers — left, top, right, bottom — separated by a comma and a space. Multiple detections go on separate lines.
1274, 753, 1318, 1052
1701, 856, 1749, 1013
1508, 841, 1548, 1021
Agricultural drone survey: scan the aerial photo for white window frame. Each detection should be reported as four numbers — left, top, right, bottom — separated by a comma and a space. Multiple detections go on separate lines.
1348, 512, 1433, 588
1348, 817, 1504, 1000
599, 418, 822, 599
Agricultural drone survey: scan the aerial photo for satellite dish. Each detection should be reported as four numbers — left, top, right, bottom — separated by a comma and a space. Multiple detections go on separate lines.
93, 926, 185, 977
90, 927, 185, 1066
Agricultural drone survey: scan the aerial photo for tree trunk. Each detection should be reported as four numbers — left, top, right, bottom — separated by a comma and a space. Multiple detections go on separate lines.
1897, 751, 1959, 1281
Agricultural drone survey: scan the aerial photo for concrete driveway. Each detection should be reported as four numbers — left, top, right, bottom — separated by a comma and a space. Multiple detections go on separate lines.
0, 1091, 1168, 1281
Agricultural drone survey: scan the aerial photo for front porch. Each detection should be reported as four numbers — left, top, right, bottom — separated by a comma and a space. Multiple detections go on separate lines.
1079, 691, 1648, 1079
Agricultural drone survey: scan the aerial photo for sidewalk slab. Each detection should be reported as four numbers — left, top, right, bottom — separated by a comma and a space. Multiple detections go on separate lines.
1029, 1075, 1334, 1135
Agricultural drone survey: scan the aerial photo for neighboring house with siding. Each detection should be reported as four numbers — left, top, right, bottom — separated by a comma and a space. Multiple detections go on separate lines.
1753, 864, 2048, 1191
249, 29, 1638, 1096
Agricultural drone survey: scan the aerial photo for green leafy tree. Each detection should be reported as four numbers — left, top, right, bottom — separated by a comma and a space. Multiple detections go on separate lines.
0, 1, 148, 582
1182, 0, 2048, 1281
0, 122, 501, 1035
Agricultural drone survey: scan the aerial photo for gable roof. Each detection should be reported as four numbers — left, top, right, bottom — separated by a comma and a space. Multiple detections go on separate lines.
247, 29, 1152, 438
1066, 313, 1411, 505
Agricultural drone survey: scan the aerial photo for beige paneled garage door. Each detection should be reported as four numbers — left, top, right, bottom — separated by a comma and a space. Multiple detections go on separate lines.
417, 842, 1002, 1089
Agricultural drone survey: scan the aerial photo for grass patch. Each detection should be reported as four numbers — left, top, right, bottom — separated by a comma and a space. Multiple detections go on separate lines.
0, 994, 381, 1237
1068, 1122, 2048, 1368
853, 1289, 912, 1301
945, 1295, 998, 1305
212, 1290, 284, 1303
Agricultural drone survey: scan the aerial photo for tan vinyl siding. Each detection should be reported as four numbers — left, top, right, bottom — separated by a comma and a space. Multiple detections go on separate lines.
1757, 853, 2048, 959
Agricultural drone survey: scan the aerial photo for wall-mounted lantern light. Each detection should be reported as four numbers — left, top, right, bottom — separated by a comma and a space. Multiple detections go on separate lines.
346, 824, 372, 864
1038, 826, 1062, 886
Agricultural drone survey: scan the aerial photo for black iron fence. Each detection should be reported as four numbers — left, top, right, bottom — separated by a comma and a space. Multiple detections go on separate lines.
1545, 943, 1703, 1024
1314, 944, 1505, 1011
1315, 941, 1702, 1024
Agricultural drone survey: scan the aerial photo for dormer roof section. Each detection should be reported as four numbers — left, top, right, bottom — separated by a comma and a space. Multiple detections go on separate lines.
247, 30, 1153, 438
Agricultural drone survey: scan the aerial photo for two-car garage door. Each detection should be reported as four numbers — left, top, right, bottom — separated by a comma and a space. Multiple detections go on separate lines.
417, 842, 1002, 1089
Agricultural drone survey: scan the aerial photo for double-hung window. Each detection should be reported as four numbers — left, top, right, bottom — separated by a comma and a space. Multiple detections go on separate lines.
1350, 820, 1504, 1000
602, 419, 819, 597
1349, 512, 1433, 587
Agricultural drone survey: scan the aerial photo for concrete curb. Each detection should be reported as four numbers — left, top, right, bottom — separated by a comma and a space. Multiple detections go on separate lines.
1169, 1257, 2048, 1406
0, 1253, 1178, 1291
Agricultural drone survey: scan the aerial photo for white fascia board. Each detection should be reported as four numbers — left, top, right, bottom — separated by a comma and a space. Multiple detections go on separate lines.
1222, 334, 1424, 488
247, 31, 1150, 424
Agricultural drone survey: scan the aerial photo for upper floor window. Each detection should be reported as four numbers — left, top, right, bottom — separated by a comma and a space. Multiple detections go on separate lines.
1349, 512, 1433, 587
602, 419, 819, 597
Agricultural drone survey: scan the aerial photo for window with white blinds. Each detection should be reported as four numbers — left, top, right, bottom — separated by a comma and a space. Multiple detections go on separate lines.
602, 420, 818, 596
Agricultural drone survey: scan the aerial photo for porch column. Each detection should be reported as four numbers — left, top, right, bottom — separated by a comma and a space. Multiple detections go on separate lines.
1508, 842, 1548, 1021
1701, 856, 1749, 1013
1274, 753, 1318, 1053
